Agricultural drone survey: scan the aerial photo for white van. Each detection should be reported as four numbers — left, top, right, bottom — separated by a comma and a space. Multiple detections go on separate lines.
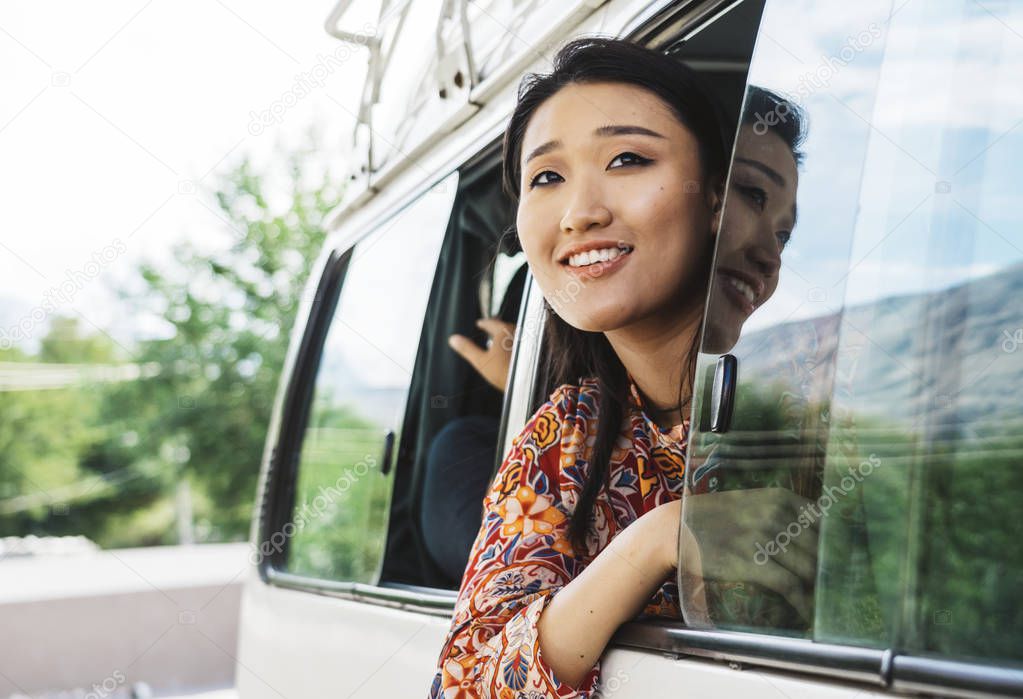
235, 0, 1023, 696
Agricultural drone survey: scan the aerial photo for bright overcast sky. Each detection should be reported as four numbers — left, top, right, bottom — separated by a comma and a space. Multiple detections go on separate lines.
1, 0, 374, 352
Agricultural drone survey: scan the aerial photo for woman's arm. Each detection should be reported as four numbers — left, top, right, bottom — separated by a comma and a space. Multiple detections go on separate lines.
429, 386, 702, 698
536, 499, 681, 688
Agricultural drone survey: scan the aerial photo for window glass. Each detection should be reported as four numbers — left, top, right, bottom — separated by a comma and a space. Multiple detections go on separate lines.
682, 0, 1023, 667
822, 0, 1023, 664
286, 173, 457, 583
682, 0, 891, 636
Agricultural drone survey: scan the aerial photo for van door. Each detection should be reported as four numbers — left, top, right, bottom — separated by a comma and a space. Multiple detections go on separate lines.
236, 172, 457, 698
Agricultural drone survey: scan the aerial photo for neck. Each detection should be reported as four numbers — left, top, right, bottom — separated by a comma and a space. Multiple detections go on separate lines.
604, 305, 702, 430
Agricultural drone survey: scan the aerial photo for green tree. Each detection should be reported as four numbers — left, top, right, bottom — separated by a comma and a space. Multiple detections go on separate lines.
38, 316, 121, 364
0, 319, 135, 541
100, 131, 345, 543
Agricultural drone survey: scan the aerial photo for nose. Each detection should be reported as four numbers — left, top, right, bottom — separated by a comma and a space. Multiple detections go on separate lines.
559, 180, 612, 233
745, 230, 781, 277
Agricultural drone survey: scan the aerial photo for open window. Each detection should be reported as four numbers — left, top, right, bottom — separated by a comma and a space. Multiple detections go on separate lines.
381, 151, 527, 590
524, 0, 768, 413
381, 0, 772, 595
260, 172, 457, 586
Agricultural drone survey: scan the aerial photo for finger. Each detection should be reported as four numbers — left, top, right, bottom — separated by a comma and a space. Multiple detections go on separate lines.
743, 557, 814, 624
749, 510, 818, 583
448, 333, 486, 368
768, 532, 817, 584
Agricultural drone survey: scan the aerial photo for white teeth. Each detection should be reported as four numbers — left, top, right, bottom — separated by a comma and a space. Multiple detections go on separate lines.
726, 275, 756, 304
567, 247, 630, 268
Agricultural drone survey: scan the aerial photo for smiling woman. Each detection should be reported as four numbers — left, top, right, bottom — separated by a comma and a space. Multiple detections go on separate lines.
427, 36, 736, 698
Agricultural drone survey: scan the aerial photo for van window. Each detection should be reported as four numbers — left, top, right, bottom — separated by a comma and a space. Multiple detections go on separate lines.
382, 161, 522, 590
284, 173, 457, 583
682, 0, 1023, 669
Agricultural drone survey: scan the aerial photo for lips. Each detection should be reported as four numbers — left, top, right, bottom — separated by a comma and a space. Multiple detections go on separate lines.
557, 239, 634, 265
716, 267, 764, 315
561, 246, 633, 279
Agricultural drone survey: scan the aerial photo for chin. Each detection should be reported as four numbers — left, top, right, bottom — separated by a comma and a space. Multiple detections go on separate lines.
701, 319, 741, 355
555, 303, 640, 334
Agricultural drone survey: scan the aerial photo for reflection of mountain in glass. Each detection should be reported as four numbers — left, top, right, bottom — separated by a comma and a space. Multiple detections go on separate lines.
735, 259, 1023, 428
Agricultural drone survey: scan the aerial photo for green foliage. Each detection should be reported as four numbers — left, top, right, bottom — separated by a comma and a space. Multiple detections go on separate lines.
0, 320, 166, 544
104, 136, 344, 543
286, 416, 391, 583
0, 131, 344, 548
38, 316, 121, 364
693, 378, 1023, 665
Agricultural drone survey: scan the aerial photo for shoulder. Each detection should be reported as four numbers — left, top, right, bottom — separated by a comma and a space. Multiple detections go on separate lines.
488, 379, 604, 503
511, 378, 602, 451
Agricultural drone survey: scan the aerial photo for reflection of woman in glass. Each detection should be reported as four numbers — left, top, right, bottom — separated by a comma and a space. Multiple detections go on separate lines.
428, 37, 804, 698
704, 86, 804, 354
681, 86, 814, 631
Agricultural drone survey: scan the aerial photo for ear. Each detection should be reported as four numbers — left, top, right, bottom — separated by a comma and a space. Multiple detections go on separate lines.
707, 177, 725, 236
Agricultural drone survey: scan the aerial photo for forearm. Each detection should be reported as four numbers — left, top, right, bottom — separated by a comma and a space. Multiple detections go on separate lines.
536, 515, 673, 688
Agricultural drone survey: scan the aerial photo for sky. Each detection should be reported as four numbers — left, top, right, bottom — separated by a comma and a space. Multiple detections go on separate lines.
0, 0, 377, 352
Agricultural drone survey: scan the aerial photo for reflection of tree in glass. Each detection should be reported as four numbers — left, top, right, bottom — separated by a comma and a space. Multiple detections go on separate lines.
690, 381, 828, 636
287, 395, 393, 583
697, 377, 1023, 665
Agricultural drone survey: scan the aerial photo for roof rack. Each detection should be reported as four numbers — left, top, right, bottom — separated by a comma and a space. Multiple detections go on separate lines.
323, 0, 479, 175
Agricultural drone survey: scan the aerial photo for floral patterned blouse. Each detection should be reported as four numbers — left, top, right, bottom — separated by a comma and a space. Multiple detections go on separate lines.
427, 374, 701, 699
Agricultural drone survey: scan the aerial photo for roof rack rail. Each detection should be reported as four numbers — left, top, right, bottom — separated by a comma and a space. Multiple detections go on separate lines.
323, 0, 479, 176
323, 0, 416, 172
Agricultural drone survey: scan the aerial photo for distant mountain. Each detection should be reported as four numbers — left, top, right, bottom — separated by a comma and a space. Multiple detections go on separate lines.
732, 261, 1023, 429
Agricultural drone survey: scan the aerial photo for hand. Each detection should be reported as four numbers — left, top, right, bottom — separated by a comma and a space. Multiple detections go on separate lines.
448, 318, 516, 392
682, 487, 819, 625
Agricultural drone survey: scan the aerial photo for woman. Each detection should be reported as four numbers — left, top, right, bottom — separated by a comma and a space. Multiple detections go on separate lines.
428, 37, 806, 698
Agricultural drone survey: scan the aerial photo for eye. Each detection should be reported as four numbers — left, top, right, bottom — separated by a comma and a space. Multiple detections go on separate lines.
776, 230, 792, 250
738, 185, 767, 210
608, 152, 652, 169
528, 170, 563, 189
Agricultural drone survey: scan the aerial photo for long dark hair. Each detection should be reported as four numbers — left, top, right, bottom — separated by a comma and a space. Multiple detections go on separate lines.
498, 37, 731, 558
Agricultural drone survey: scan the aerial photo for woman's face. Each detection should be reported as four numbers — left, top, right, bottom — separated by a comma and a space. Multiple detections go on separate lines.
515, 81, 718, 333
702, 124, 798, 353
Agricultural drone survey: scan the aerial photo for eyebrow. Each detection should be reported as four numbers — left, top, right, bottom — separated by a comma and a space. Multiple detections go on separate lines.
734, 157, 787, 188
523, 124, 666, 165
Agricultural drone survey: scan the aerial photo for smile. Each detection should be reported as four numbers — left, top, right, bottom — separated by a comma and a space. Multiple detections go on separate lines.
716, 268, 763, 316
561, 246, 634, 279
725, 275, 755, 304
565, 245, 633, 268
